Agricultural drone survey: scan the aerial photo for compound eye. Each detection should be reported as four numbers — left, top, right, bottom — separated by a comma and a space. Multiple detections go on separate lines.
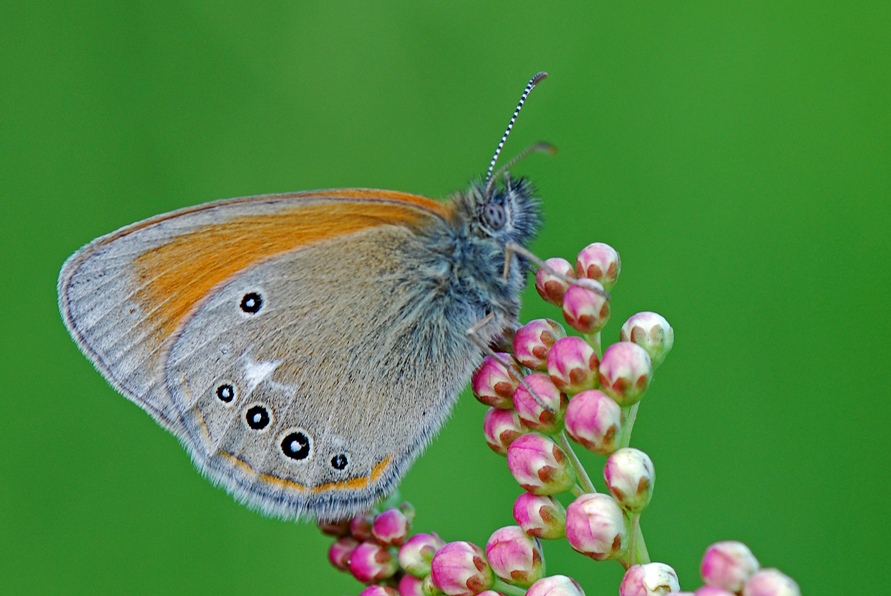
482, 203, 506, 231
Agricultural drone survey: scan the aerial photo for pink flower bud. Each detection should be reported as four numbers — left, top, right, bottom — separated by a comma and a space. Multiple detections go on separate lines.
513, 319, 566, 370
506, 433, 576, 495
742, 569, 800, 596
485, 526, 545, 588
513, 373, 568, 434
372, 508, 411, 546
619, 563, 680, 595
576, 242, 620, 290
565, 493, 627, 561
701, 541, 760, 592
526, 575, 586, 596
604, 448, 655, 513
695, 588, 736, 596
620, 312, 674, 368
483, 407, 526, 455
472, 353, 522, 409
561, 281, 609, 334
598, 342, 652, 406
430, 541, 494, 596
360, 586, 399, 596
564, 390, 623, 454
399, 573, 425, 596
349, 540, 398, 584
317, 517, 351, 537
399, 533, 446, 578
476, 592, 506, 596
513, 493, 566, 539
547, 336, 599, 394
328, 536, 359, 571
536, 257, 576, 306
350, 512, 375, 541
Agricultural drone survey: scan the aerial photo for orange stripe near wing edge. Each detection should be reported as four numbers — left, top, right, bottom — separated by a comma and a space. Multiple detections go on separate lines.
220, 451, 392, 494
131, 190, 450, 337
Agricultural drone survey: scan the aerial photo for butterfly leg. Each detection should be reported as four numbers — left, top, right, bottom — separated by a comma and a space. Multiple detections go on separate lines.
466, 313, 555, 414
505, 241, 610, 298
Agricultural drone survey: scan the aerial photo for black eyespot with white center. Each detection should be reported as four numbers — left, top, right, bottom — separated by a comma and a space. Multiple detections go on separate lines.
245, 405, 270, 430
281, 431, 311, 461
330, 454, 348, 470
240, 292, 263, 314
482, 202, 507, 231
216, 384, 235, 403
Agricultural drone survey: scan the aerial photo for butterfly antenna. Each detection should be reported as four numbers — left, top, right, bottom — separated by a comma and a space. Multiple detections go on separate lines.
484, 71, 548, 195
489, 141, 557, 186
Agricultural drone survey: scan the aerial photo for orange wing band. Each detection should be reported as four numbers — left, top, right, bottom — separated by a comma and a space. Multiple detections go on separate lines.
220, 451, 392, 494
132, 193, 448, 338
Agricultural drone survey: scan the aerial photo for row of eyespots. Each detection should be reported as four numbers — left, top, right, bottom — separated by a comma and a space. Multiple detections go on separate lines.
215, 284, 348, 473
216, 384, 337, 466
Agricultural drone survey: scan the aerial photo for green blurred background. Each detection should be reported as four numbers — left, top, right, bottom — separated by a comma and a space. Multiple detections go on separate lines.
3, 2, 889, 594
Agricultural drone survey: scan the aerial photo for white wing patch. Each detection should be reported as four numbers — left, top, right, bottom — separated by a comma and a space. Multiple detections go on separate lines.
242, 358, 280, 394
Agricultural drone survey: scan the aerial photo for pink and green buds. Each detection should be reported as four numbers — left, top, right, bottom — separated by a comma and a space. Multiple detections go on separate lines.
526, 574, 587, 596
472, 353, 522, 409
700, 541, 760, 592
372, 507, 411, 546
359, 586, 399, 596
536, 257, 576, 306
506, 433, 576, 495
328, 536, 359, 571
430, 541, 494, 596
513, 319, 566, 370
598, 341, 653, 406
561, 281, 610, 334
619, 562, 680, 596
513, 373, 567, 434
604, 448, 655, 513
564, 390, 623, 455
513, 492, 566, 539
742, 569, 801, 596
350, 512, 375, 541
485, 525, 545, 587
399, 532, 446, 578
565, 493, 628, 561
547, 336, 599, 394
576, 242, 620, 290
349, 540, 398, 584
398, 574, 426, 596
620, 312, 674, 368
483, 407, 526, 455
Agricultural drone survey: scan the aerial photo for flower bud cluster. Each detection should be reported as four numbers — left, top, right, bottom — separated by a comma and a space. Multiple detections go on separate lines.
320, 502, 577, 595
472, 243, 671, 570
618, 541, 800, 595
320, 502, 430, 592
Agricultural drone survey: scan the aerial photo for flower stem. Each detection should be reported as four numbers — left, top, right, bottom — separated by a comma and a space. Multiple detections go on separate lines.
587, 330, 603, 359
493, 579, 527, 596
618, 403, 640, 449
631, 513, 650, 565
558, 432, 596, 494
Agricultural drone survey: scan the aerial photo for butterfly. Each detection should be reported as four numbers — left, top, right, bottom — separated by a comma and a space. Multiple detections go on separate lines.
58, 72, 548, 521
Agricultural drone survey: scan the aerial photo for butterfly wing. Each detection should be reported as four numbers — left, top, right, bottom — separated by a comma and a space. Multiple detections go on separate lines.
59, 190, 482, 519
